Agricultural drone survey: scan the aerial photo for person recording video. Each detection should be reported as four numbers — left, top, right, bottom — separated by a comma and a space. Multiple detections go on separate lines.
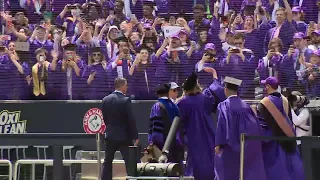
283, 88, 311, 150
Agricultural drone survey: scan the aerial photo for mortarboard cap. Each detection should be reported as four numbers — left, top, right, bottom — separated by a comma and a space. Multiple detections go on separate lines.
224, 76, 242, 91
182, 72, 198, 91
143, 0, 156, 7
54, 24, 66, 32
156, 83, 171, 95
36, 24, 46, 30
143, 37, 157, 44
63, 44, 77, 51
261, 76, 279, 89
135, 44, 152, 53
114, 35, 129, 44
91, 47, 101, 53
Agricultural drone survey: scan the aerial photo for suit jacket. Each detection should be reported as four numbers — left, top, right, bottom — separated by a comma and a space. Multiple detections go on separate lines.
102, 91, 138, 142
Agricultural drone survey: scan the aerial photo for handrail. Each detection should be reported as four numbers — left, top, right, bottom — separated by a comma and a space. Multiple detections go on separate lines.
240, 134, 319, 180
0, 160, 12, 180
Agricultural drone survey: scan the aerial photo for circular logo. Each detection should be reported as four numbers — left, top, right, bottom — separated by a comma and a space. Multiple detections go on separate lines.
83, 108, 106, 134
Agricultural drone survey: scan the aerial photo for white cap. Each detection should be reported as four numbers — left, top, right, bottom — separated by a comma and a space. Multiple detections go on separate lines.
224, 76, 242, 86
170, 82, 179, 89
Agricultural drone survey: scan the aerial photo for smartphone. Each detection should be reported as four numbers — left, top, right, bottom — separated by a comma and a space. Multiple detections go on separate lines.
309, 21, 315, 28
39, 55, 45, 62
290, 45, 295, 49
312, 67, 319, 73
230, 48, 240, 53
0, 46, 5, 52
68, 5, 77, 10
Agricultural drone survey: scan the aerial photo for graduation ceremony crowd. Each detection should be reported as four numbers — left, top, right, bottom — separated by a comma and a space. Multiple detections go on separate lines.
0, 0, 319, 100
0, 0, 318, 180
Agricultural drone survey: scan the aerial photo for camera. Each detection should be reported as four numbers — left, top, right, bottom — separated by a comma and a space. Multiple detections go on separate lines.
283, 88, 310, 108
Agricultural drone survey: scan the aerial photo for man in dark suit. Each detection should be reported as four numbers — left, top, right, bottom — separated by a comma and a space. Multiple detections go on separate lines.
101, 77, 139, 180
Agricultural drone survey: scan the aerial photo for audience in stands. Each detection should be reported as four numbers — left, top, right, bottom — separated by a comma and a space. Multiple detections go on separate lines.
0, 0, 319, 100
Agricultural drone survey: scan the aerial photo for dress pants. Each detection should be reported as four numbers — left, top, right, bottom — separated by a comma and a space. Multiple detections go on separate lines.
101, 139, 132, 180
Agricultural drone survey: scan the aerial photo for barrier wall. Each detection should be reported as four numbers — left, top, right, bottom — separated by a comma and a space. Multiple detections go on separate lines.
0, 100, 319, 135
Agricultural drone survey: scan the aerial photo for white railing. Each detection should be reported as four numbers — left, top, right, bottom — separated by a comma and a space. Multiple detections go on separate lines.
13, 159, 115, 180
0, 159, 13, 179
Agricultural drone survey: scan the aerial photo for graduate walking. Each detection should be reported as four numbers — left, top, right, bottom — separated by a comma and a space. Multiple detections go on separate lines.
214, 77, 266, 180
257, 77, 305, 180
177, 72, 216, 180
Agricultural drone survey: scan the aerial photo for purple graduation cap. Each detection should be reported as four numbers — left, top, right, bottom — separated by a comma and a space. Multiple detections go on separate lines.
293, 32, 307, 40
178, 29, 188, 36
311, 30, 320, 36
312, 49, 320, 57
171, 33, 180, 39
261, 76, 279, 89
204, 43, 216, 51
292, 6, 303, 13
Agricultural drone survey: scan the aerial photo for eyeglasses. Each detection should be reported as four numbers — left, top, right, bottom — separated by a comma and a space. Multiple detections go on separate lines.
234, 42, 243, 45
92, 53, 101, 56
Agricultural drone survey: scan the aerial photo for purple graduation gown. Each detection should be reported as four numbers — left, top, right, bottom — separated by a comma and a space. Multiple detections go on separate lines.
9, 60, 32, 100
215, 96, 266, 180
257, 93, 305, 180
129, 62, 156, 100
177, 93, 215, 179
220, 52, 255, 99
48, 60, 87, 100
82, 63, 112, 100
154, 51, 188, 86
0, 55, 12, 100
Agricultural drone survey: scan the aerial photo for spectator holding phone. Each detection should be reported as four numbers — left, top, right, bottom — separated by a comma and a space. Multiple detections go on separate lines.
31, 48, 50, 100
299, 49, 320, 97
56, 4, 82, 37
222, 32, 255, 98
282, 32, 313, 92
50, 44, 87, 100
308, 30, 320, 51
195, 43, 221, 88
83, 47, 111, 100
257, 38, 284, 83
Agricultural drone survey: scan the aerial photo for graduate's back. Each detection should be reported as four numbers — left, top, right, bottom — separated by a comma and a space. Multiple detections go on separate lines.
177, 92, 216, 180
215, 96, 266, 180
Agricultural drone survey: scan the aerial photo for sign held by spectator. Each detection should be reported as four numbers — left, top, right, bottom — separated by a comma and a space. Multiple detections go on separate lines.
83, 108, 106, 134
161, 26, 183, 38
